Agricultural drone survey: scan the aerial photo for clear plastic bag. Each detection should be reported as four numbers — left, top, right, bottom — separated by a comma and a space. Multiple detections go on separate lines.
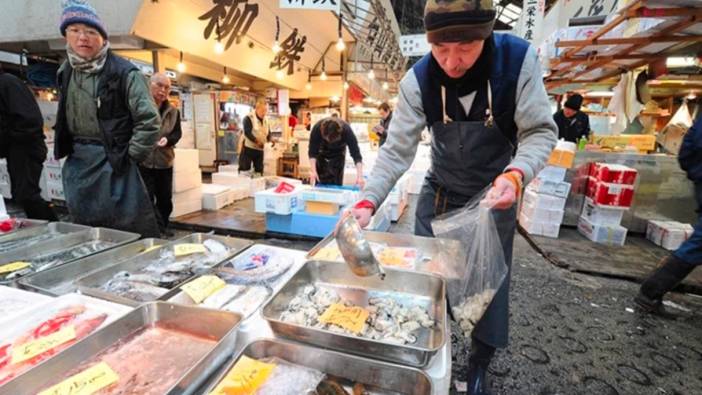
431, 189, 508, 337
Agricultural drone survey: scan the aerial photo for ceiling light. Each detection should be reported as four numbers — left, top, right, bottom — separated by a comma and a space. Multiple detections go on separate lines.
320, 71, 328, 81
222, 67, 230, 84
176, 51, 186, 73
343, 81, 349, 89
214, 40, 225, 54
336, 38, 345, 51
276, 70, 284, 80
368, 69, 375, 80
382, 82, 389, 90
272, 41, 281, 54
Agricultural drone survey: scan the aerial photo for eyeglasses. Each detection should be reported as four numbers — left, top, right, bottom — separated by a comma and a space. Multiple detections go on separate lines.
66, 27, 101, 39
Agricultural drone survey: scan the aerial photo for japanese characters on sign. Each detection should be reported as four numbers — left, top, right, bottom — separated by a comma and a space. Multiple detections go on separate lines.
269, 28, 307, 75
279, 0, 340, 12
199, 0, 260, 51
518, 0, 545, 44
572, 0, 618, 19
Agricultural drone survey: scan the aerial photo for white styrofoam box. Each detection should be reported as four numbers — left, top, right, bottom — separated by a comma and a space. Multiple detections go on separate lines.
662, 227, 691, 251
173, 169, 202, 193
171, 187, 203, 218
522, 189, 567, 211
250, 177, 267, 194
202, 183, 234, 211
301, 188, 355, 205
646, 220, 667, 246
218, 164, 239, 173
230, 184, 251, 201
537, 166, 567, 183
520, 200, 565, 224
44, 164, 62, 183
581, 198, 627, 227
405, 169, 427, 195
46, 180, 65, 201
173, 148, 200, 173
526, 178, 571, 199
255, 188, 300, 215
577, 216, 628, 247
265, 176, 303, 189
647, 220, 694, 250
519, 212, 560, 238
212, 172, 247, 186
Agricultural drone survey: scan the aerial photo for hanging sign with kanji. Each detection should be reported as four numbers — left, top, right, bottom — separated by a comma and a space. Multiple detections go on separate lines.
279, 0, 340, 12
269, 28, 307, 75
200, 0, 260, 51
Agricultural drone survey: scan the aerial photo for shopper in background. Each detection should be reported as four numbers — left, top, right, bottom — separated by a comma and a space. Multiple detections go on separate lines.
0, 66, 58, 221
375, 102, 393, 147
635, 113, 702, 316
239, 98, 270, 175
54, 0, 161, 237
309, 117, 363, 187
303, 112, 312, 131
350, 1, 557, 393
553, 93, 590, 143
139, 72, 182, 237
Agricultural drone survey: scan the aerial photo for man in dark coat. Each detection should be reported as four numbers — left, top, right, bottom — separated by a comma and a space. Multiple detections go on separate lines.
553, 93, 590, 143
0, 66, 58, 221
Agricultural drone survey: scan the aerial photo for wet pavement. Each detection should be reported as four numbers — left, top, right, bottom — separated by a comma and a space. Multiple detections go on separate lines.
7, 199, 702, 394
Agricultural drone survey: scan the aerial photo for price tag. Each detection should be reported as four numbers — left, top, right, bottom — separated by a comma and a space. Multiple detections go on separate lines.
209, 355, 275, 395
38, 362, 119, 395
174, 243, 207, 257
12, 325, 77, 364
0, 261, 30, 274
319, 303, 369, 334
142, 245, 162, 254
181, 275, 226, 304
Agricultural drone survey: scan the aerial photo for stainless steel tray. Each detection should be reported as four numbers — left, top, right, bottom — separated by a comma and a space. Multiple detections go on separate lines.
0, 227, 139, 285
0, 302, 241, 395
18, 238, 167, 296
77, 233, 253, 306
0, 222, 90, 254
205, 339, 433, 394
262, 260, 447, 367
307, 231, 463, 279
0, 219, 47, 241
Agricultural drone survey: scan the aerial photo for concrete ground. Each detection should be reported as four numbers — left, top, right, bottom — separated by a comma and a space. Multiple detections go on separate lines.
7, 198, 702, 395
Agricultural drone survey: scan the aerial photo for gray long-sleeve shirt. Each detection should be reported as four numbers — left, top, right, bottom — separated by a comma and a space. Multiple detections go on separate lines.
362, 45, 557, 207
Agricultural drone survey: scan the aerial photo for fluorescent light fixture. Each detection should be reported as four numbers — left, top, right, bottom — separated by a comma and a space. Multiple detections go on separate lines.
584, 91, 614, 98
666, 57, 697, 68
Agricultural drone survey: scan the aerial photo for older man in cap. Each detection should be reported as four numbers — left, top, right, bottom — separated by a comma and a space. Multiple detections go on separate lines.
54, 0, 161, 237
351, 1, 557, 393
553, 93, 590, 143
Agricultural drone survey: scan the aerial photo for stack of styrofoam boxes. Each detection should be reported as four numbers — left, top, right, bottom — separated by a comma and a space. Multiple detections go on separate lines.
519, 166, 571, 238
201, 184, 234, 211
212, 172, 266, 199
264, 176, 303, 190
577, 163, 638, 246
263, 142, 283, 177
171, 148, 203, 218
387, 177, 409, 222
646, 220, 694, 251
254, 185, 302, 215
0, 159, 11, 200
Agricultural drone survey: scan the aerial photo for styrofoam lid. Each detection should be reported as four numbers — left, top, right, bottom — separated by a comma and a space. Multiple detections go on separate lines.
555, 139, 577, 152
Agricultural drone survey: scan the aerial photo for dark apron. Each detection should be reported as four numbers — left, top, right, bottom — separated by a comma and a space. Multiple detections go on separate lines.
415, 84, 517, 349
316, 148, 346, 186
62, 141, 160, 238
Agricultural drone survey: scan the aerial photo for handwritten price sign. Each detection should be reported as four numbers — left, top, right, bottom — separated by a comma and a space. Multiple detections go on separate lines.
174, 243, 207, 257
181, 275, 226, 304
12, 325, 77, 364
0, 261, 30, 274
319, 303, 369, 334
208, 355, 275, 395
38, 362, 119, 395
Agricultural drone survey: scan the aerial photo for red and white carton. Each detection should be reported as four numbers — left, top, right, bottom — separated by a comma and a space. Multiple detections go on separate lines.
590, 163, 638, 185
586, 177, 635, 208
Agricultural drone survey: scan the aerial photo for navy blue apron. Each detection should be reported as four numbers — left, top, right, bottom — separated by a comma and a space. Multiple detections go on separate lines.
415, 83, 517, 349
317, 146, 346, 186
62, 141, 160, 238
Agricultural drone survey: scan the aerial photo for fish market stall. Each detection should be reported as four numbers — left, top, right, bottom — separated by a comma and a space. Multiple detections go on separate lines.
0, 228, 139, 285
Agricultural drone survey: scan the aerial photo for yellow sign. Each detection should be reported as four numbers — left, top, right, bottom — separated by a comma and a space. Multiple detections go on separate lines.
12, 325, 77, 365
174, 243, 207, 257
142, 245, 162, 254
38, 362, 119, 395
208, 355, 276, 395
181, 275, 227, 304
0, 261, 30, 275
319, 303, 369, 334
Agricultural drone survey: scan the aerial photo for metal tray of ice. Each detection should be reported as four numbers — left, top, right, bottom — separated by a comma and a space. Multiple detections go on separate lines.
76, 233, 252, 306
0, 227, 139, 285
18, 238, 167, 296
0, 222, 91, 254
262, 260, 447, 368
0, 219, 48, 242
0, 302, 241, 395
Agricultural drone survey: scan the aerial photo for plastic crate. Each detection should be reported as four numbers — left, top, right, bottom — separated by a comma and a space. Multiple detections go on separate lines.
301, 187, 355, 205
265, 210, 341, 238
255, 188, 300, 215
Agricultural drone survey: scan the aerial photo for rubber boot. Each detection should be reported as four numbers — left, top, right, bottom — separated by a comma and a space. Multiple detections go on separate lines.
466, 338, 495, 395
634, 255, 695, 317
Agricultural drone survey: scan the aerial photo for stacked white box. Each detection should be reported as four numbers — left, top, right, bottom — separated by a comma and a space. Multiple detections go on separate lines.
218, 164, 239, 173
265, 176, 303, 189
171, 186, 202, 218
173, 149, 202, 193
581, 198, 626, 227
519, 183, 568, 238
537, 166, 567, 182
647, 220, 694, 251
211, 173, 266, 197
577, 216, 628, 246
201, 183, 234, 211
519, 213, 560, 238
255, 188, 300, 215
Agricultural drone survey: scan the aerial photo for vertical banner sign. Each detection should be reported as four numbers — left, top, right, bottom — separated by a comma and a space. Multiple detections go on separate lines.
280, 0, 340, 13
517, 0, 546, 44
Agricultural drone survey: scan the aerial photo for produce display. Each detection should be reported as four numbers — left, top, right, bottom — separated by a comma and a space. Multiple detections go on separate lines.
280, 285, 434, 345
36, 325, 216, 395
0, 305, 107, 385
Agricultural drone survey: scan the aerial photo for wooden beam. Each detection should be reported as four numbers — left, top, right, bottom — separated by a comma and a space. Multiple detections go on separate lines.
557, 35, 702, 48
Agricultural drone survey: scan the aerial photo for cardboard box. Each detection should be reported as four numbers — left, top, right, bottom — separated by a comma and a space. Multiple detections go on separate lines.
306, 201, 340, 216
581, 197, 627, 226
537, 166, 567, 183
519, 212, 561, 238
590, 163, 638, 185
526, 179, 571, 199
586, 178, 635, 208
577, 216, 628, 246
647, 220, 694, 250
522, 189, 567, 211
521, 200, 565, 224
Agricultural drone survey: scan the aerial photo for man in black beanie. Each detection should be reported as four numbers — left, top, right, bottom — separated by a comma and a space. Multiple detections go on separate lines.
553, 93, 590, 143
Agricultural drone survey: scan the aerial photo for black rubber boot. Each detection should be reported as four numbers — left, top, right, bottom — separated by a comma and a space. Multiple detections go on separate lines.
634, 255, 695, 317
466, 338, 495, 395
